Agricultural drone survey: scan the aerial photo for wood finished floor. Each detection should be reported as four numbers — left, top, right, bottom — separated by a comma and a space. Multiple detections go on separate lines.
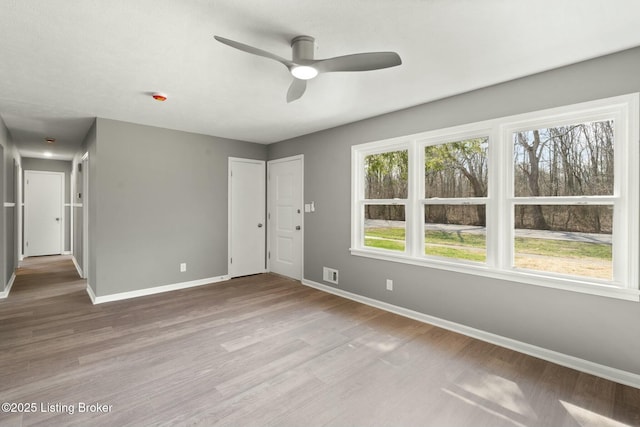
0, 256, 638, 427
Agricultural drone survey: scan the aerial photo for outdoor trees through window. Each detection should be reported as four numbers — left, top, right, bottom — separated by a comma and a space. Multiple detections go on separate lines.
512, 121, 614, 279
424, 138, 488, 262
352, 94, 639, 300
364, 150, 407, 252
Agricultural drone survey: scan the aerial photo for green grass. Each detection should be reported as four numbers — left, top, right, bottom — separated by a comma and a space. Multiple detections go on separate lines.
424, 230, 486, 262
514, 237, 611, 260
364, 227, 612, 261
365, 227, 406, 240
425, 230, 486, 248
425, 246, 486, 262
365, 237, 405, 251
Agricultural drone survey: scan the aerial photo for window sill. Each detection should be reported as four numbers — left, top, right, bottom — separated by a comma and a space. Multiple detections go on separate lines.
349, 248, 640, 302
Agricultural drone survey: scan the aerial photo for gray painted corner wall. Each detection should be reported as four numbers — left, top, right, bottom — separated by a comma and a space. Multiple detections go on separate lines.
93, 118, 267, 296
87, 122, 98, 294
22, 157, 73, 252
0, 143, 5, 290
72, 157, 83, 273
268, 46, 640, 376
0, 117, 18, 289
5, 146, 17, 284
72, 119, 96, 282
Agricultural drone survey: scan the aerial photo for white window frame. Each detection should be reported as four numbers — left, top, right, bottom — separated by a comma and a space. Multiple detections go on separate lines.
351, 93, 640, 302
353, 139, 412, 255
418, 127, 494, 267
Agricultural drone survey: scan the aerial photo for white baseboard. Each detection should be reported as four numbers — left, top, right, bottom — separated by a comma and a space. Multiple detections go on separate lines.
86, 282, 97, 304
71, 256, 84, 278
0, 273, 16, 298
87, 275, 231, 304
62, 251, 72, 255
301, 278, 640, 390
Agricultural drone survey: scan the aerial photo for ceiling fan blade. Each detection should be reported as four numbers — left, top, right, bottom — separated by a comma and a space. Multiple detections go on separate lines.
287, 78, 307, 103
315, 52, 402, 73
214, 36, 293, 68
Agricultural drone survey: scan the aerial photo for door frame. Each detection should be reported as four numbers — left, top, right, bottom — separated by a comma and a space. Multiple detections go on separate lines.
17, 161, 23, 261
267, 154, 304, 280
24, 170, 65, 257
227, 157, 267, 278
82, 152, 89, 279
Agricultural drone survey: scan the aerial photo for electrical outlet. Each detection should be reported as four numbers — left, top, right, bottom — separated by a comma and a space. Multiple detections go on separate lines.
180, 263, 187, 272
323, 267, 339, 284
386, 279, 393, 291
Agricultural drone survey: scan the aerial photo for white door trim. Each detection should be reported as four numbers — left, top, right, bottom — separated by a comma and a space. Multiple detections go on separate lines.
82, 152, 89, 279
17, 161, 23, 261
267, 154, 304, 280
228, 157, 267, 278
70, 160, 76, 256
24, 170, 65, 257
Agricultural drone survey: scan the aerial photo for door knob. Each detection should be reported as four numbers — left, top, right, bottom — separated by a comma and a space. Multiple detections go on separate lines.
296, 225, 301, 230
55, 218, 60, 222
258, 223, 263, 228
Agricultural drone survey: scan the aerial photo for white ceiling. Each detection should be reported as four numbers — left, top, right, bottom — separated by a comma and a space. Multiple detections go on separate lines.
1, 0, 640, 160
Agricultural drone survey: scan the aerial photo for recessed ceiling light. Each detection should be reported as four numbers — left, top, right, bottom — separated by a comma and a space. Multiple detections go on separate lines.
152, 92, 168, 102
43, 151, 53, 157
45, 137, 56, 144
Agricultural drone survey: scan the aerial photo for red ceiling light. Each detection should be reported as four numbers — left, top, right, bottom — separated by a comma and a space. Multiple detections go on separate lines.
152, 92, 167, 102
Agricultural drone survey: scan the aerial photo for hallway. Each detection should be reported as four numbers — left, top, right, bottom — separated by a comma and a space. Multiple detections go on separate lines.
6, 256, 86, 303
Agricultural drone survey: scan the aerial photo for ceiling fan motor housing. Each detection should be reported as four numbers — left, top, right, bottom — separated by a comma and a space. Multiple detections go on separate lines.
291, 35, 315, 62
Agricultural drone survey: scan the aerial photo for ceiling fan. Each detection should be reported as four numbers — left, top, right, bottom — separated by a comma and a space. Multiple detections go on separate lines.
214, 35, 402, 102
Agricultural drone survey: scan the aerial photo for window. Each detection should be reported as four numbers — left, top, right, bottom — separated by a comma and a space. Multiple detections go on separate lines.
423, 136, 489, 263
359, 146, 409, 253
351, 94, 639, 301
509, 120, 615, 280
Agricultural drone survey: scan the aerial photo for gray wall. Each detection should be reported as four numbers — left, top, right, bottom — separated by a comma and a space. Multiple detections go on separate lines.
22, 157, 72, 252
268, 46, 640, 376
91, 118, 267, 296
0, 143, 5, 290
71, 120, 95, 280
5, 150, 17, 284
0, 117, 18, 289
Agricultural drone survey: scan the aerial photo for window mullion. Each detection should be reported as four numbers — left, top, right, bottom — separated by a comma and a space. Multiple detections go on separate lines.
509, 196, 617, 205
490, 125, 507, 270
407, 140, 421, 257
422, 198, 488, 205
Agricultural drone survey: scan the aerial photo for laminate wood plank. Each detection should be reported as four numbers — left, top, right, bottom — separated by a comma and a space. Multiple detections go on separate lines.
1, 255, 638, 427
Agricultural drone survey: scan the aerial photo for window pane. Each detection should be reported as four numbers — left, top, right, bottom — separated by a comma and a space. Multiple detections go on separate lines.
425, 205, 486, 262
513, 205, 612, 280
364, 205, 405, 252
513, 120, 614, 197
365, 150, 408, 199
425, 137, 488, 198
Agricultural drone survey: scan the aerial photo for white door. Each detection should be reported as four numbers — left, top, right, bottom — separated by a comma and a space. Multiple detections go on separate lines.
268, 156, 303, 280
24, 171, 64, 256
228, 158, 266, 278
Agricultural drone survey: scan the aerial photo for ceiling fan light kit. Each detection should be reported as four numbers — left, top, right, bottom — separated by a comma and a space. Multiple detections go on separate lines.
214, 34, 401, 102
291, 65, 318, 80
